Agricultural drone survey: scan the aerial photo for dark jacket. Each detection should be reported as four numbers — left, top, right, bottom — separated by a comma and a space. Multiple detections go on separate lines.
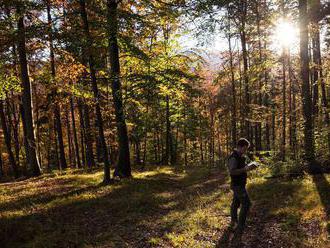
228, 150, 247, 187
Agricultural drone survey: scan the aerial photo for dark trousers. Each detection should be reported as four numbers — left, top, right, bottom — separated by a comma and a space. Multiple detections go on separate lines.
230, 185, 251, 230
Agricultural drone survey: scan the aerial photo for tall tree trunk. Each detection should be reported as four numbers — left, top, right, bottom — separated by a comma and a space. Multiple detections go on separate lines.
299, 0, 315, 163
239, 1, 250, 141
16, 3, 41, 176
0, 101, 19, 178
281, 49, 287, 161
83, 103, 95, 168
107, 0, 131, 178
183, 104, 188, 167
70, 97, 82, 168
311, 0, 330, 152
54, 105, 67, 169
164, 95, 173, 165
79, 0, 111, 183
66, 106, 73, 167
288, 50, 293, 152
53, 116, 59, 169
228, 26, 237, 147
78, 100, 87, 167
271, 79, 276, 149
6, 99, 20, 166
11, 102, 20, 165
47, 1, 67, 170
6, 8, 20, 168
255, 2, 263, 151
263, 41, 271, 151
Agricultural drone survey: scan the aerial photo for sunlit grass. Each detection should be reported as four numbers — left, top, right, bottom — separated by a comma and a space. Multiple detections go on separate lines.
0, 164, 329, 247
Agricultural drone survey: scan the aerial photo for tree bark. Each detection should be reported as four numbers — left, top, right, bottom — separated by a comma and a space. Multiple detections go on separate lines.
83, 103, 95, 168
228, 24, 237, 147
107, 0, 131, 177
0, 101, 19, 178
16, 3, 41, 176
66, 106, 73, 167
79, 0, 111, 183
47, 1, 67, 170
70, 97, 82, 168
239, 0, 250, 141
77, 100, 87, 167
299, 0, 315, 163
311, 0, 330, 152
164, 95, 173, 165
281, 49, 287, 161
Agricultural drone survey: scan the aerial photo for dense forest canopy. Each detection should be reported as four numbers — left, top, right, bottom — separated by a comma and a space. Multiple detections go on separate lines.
0, 0, 330, 182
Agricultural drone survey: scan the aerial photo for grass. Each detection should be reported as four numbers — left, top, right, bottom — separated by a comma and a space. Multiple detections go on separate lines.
0, 164, 329, 248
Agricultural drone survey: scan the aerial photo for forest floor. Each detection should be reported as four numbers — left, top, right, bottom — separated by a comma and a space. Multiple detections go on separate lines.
0, 164, 329, 248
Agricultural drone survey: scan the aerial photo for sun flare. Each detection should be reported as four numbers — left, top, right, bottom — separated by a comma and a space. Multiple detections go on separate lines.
273, 19, 299, 48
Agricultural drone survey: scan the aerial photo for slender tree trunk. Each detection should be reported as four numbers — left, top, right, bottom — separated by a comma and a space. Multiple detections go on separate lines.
237, 0, 250, 141
135, 140, 141, 165
53, 116, 59, 169
78, 100, 86, 167
271, 79, 276, 149
164, 95, 173, 165
264, 42, 271, 151
255, 2, 263, 150
83, 103, 95, 168
299, 0, 315, 163
35, 85, 42, 167
281, 49, 287, 161
198, 98, 204, 163
6, 99, 20, 166
240, 28, 250, 140
6, 8, 20, 168
183, 105, 188, 167
288, 50, 294, 153
70, 97, 81, 168
311, 0, 330, 152
54, 106, 67, 169
79, 0, 111, 182
0, 101, 19, 178
228, 29, 237, 147
12, 103, 20, 165
153, 130, 158, 163
16, 3, 41, 176
107, 0, 131, 177
66, 106, 74, 167
46, 1, 67, 170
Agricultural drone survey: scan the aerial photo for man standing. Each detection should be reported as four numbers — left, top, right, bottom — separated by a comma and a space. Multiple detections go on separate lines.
227, 138, 258, 234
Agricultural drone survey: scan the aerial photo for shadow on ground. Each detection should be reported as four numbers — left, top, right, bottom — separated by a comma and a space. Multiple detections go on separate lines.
0, 167, 228, 248
312, 174, 330, 235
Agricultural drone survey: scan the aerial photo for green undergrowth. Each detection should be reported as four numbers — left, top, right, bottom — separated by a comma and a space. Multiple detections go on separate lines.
0, 164, 329, 248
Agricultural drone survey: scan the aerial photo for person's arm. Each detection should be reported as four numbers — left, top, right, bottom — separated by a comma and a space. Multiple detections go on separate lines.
228, 157, 246, 175
228, 157, 257, 176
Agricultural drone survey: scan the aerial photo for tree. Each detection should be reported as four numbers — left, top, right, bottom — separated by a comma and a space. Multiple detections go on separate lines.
107, 0, 131, 178
79, 0, 111, 183
298, 0, 315, 164
46, 0, 67, 170
16, 2, 41, 176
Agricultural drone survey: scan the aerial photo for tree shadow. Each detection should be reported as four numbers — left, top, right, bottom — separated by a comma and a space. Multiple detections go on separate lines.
312, 173, 330, 235
0, 167, 229, 248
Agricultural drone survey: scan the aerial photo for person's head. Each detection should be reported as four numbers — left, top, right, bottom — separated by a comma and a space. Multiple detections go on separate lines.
236, 138, 250, 154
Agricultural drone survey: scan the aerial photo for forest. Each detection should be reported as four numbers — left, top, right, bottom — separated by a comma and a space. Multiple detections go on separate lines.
0, 0, 330, 247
